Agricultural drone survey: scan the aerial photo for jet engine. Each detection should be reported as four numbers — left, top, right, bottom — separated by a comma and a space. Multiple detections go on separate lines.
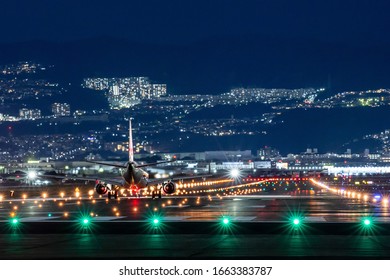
162, 181, 176, 194
95, 183, 108, 195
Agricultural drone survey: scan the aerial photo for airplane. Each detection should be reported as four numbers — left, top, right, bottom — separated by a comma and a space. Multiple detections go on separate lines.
65, 118, 209, 199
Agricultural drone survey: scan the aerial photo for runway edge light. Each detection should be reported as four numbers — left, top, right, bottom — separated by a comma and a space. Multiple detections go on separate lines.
221, 216, 231, 226
82, 218, 90, 226
363, 218, 372, 226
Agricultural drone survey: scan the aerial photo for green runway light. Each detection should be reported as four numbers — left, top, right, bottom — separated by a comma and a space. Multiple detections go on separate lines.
153, 218, 159, 225
83, 218, 89, 225
12, 218, 18, 224
223, 218, 230, 225
48, 213, 52, 217
363, 218, 371, 226
293, 218, 300, 225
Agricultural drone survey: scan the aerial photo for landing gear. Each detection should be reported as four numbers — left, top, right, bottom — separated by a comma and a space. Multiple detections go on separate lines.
152, 188, 162, 199
108, 189, 119, 199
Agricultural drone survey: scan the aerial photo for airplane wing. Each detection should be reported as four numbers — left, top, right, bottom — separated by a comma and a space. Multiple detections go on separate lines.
85, 160, 126, 168
135, 160, 176, 168
85, 159, 176, 168
148, 174, 213, 185
39, 174, 124, 186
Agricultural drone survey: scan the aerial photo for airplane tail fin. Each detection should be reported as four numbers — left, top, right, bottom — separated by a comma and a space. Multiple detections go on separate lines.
129, 118, 134, 162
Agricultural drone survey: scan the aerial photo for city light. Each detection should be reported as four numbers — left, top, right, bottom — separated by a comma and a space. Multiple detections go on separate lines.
230, 169, 240, 178
27, 171, 37, 180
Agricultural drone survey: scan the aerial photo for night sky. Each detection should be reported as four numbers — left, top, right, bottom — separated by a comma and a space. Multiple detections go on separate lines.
0, 1, 390, 152
1, 0, 389, 45
0, 1, 389, 93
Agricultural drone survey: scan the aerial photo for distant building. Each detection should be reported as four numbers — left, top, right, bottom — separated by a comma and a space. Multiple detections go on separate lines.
19, 108, 41, 120
254, 161, 272, 169
304, 148, 318, 154
52, 103, 70, 117
83, 77, 167, 109
151, 84, 167, 98
257, 146, 280, 159
205, 150, 252, 161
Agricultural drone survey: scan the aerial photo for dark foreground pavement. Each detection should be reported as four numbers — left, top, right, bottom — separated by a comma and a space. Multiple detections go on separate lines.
1, 221, 390, 259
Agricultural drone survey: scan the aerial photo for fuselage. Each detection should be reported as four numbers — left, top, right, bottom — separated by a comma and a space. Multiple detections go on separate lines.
122, 162, 149, 189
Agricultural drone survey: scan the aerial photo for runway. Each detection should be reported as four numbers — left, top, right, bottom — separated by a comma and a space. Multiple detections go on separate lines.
1, 178, 390, 259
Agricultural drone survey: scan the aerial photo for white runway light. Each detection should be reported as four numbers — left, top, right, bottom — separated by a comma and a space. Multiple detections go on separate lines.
27, 171, 37, 180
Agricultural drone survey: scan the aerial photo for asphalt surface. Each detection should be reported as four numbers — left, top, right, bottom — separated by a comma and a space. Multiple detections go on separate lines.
1, 178, 390, 259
